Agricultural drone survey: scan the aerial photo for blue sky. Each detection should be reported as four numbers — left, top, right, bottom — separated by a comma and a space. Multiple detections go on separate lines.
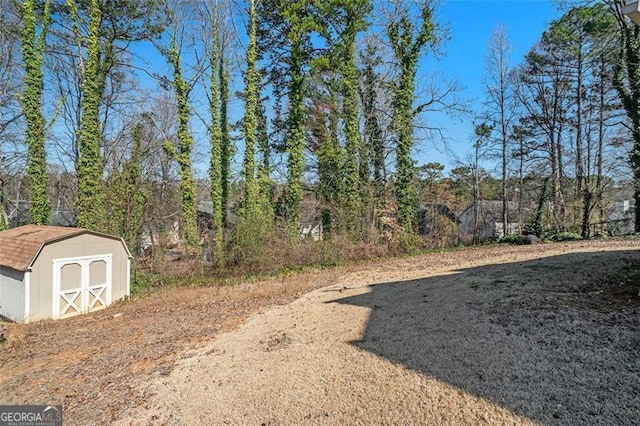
127, 1, 563, 179
415, 0, 562, 174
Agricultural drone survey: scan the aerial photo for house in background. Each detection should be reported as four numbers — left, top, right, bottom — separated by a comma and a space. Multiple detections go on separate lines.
8, 200, 77, 228
458, 200, 519, 243
415, 204, 459, 235
607, 200, 635, 235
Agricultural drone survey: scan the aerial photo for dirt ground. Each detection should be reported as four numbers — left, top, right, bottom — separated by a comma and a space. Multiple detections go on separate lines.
2, 239, 640, 425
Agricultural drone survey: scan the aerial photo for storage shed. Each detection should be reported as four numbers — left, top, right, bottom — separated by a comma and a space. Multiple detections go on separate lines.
0, 225, 131, 322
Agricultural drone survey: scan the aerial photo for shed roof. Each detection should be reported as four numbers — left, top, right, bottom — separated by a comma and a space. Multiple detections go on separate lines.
0, 225, 130, 271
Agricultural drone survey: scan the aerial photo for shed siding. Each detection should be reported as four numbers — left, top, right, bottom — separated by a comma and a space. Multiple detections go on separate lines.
0, 266, 25, 322
28, 234, 129, 321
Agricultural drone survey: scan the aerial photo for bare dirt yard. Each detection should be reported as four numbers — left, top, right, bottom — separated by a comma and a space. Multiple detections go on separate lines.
1, 239, 640, 425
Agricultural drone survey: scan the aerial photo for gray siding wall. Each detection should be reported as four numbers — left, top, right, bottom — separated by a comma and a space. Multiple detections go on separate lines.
0, 266, 25, 322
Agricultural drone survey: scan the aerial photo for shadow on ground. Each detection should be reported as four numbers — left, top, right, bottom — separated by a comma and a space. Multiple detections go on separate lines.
333, 250, 640, 425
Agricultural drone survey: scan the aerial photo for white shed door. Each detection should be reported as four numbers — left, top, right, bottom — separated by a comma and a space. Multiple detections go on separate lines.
53, 256, 112, 319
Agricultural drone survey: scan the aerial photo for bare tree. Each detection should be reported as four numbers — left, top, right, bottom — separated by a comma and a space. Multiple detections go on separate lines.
0, 1, 23, 229
0, 0, 22, 149
483, 24, 517, 235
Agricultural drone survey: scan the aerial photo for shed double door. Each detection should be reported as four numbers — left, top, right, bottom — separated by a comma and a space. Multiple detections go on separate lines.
53, 255, 112, 319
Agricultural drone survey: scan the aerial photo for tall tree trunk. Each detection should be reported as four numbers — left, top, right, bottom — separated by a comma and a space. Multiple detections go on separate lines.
285, 39, 305, 235
342, 27, 361, 227
596, 57, 606, 234
220, 56, 231, 228
0, 176, 8, 230
21, 0, 51, 225
242, 0, 258, 212
387, 6, 435, 235
575, 48, 584, 197
76, 0, 107, 232
361, 50, 384, 203
611, 3, 640, 232
208, 10, 224, 266
500, 96, 508, 236
164, 36, 199, 250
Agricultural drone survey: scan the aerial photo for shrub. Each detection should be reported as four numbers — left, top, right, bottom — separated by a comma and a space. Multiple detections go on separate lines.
498, 234, 528, 245
547, 232, 583, 242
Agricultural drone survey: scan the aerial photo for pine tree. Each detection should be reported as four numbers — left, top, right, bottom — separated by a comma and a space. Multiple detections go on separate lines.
253, 6, 274, 222
257, 1, 319, 236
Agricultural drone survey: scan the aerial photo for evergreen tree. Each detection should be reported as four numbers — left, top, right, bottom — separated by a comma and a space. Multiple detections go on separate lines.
256, 0, 319, 236
544, 4, 616, 236
305, 71, 343, 233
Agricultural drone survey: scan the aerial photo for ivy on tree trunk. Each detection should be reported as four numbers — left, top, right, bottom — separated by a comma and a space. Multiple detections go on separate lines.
21, 0, 51, 226
388, 5, 435, 235
76, 0, 107, 232
242, 0, 259, 213
220, 55, 232, 227
612, 5, 640, 232
209, 16, 224, 266
164, 35, 199, 250
285, 38, 305, 236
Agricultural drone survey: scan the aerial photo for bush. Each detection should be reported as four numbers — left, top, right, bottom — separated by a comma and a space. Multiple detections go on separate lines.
547, 232, 583, 242
498, 234, 528, 245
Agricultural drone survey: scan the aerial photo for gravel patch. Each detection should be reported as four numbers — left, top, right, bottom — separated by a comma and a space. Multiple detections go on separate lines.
117, 241, 640, 425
